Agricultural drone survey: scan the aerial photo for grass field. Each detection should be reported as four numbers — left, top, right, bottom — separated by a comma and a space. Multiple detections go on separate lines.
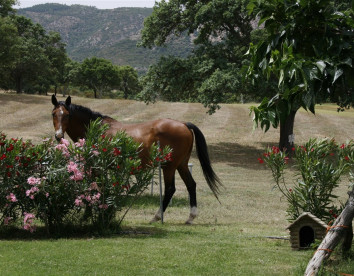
0, 93, 353, 275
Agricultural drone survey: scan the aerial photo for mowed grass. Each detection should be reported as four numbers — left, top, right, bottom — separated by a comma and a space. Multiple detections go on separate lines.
0, 93, 353, 275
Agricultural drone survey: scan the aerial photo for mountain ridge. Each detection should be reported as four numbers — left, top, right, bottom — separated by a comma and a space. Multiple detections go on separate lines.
18, 3, 193, 73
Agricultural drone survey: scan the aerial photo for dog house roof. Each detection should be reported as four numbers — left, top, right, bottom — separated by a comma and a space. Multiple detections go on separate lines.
286, 212, 328, 230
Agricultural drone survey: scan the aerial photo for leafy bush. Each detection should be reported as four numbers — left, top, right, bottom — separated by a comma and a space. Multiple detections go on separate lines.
0, 120, 171, 234
259, 138, 353, 222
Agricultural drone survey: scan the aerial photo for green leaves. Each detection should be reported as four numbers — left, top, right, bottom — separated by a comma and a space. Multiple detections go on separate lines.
316, 60, 326, 74
260, 138, 353, 222
79, 57, 122, 98
246, 0, 354, 133
0, 120, 172, 234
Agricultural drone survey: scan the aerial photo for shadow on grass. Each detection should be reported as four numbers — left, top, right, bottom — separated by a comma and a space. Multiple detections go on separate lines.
0, 195, 190, 241
208, 141, 275, 170
133, 194, 189, 208
0, 223, 171, 241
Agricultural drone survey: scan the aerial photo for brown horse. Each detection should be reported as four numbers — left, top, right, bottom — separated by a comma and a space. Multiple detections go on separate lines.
51, 95, 222, 224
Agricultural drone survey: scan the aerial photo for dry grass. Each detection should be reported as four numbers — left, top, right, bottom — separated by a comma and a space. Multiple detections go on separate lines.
0, 92, 353, 275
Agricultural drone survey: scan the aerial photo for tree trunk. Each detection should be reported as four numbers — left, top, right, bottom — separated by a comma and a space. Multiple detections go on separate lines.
304, 187, 354, 276
16, 75, 22, 94
279, 110, 297, 152
341, 222, 353, 252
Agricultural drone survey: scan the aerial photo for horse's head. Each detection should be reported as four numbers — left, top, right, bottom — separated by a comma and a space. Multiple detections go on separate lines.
51, 95, 71, 142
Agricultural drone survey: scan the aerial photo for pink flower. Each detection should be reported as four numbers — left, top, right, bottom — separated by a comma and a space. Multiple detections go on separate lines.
89, 193, 101, 205
60, 138, 70, 147
67, 161, 78, 173
74, 198, 84, 207
27, 177, 41, 185
99, 204, 108, 210
70, 170, 83, 181
67, 161, 84, 181
26, 187, 39, 198
92, 150, 99, 156
55, 143, 70, 157
23, 213, 36, 233
74, 138, 85, 148
90, 182, 98, 191
6, 193, 17, 202
4, 217, 12, 225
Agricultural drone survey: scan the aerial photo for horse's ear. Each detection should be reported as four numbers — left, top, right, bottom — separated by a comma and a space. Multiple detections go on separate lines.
65, 96, 71, 107
51, 94, 58, 106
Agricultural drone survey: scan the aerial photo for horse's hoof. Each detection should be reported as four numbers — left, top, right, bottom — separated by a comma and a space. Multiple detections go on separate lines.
185, 219, 194, 225
149, 215, 161, 224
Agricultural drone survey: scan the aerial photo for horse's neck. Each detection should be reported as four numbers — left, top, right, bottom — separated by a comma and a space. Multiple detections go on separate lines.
67, 112, 92, 142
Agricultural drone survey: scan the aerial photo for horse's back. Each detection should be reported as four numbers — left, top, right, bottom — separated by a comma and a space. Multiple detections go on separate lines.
104, 118, 193, 165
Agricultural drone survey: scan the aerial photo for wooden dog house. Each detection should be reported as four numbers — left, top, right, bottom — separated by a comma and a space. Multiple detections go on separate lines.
286, 212, 328, 250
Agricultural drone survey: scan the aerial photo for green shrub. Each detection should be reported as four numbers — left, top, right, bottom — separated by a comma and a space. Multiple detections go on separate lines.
0, 119, 171, 234
259, 138, 353, 222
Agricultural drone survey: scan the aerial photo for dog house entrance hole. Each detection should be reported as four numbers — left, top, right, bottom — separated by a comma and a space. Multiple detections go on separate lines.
299, 226, 315, 248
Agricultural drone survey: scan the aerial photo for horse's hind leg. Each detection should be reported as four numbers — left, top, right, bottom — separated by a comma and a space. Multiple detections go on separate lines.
177, 164, 197, 224
150, 168, 176, 223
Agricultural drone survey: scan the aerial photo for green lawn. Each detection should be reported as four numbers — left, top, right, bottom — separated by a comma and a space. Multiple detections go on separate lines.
0, 93, 353, 275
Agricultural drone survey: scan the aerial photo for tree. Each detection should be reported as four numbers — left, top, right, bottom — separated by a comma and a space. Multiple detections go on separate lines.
118, 65, 141, 99
9, 16, 51, 94
57, 59, 81, 97
0, 15, 68, 94
0, 0, 16, 17
0, 1, 68, 94
79, 57, 122, 98
139, 56, 199, 103
44, 31, 69, 95
139, 0, 253, 112
245, 0, 354, 151
0, 16, 18, 89
0, 0, 18, 89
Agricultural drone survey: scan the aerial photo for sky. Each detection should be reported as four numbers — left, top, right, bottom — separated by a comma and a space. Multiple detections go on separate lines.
14, 0, 159, 9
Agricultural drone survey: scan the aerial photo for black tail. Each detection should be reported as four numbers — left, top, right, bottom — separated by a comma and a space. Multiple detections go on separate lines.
185, 122, 223, 201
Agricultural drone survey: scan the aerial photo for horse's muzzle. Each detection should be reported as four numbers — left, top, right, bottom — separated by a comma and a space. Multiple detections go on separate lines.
55, 133, 64, 142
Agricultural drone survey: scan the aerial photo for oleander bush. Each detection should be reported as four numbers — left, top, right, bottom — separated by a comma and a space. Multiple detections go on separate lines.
0, 119, 171, 234
259, 138, 353, 222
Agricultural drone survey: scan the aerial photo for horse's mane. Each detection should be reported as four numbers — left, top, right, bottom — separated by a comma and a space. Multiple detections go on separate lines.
58, 101, 110, 120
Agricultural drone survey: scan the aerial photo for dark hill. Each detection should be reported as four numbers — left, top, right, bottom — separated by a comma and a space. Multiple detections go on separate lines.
18, 3, 194, 74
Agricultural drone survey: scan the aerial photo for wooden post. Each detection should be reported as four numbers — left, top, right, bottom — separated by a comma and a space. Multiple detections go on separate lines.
158, 141, 164, 224
304, 187, 354, 276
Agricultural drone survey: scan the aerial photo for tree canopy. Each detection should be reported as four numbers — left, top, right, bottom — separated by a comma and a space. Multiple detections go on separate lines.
78, 57, 122, 99
0, 1, 141, 98
0, 0, 17, 17
140, 0, 254, 113
245, 0, 354, 150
